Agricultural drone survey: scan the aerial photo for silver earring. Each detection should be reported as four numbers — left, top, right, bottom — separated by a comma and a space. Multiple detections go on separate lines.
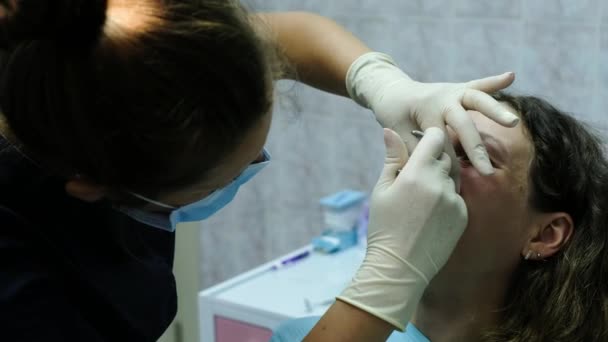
525, 251, 532, 260
537, 252, 542, 259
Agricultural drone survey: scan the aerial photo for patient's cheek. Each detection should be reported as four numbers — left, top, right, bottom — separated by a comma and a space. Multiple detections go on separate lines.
459, 167, 502, 204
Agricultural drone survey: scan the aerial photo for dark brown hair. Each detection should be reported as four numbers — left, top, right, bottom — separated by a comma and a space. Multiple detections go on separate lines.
0, 0, 280, 205
483, 93, 608, 341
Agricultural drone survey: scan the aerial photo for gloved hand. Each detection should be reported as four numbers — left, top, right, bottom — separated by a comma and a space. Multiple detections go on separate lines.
337, 127, 467, 331
346, 52, 519, 187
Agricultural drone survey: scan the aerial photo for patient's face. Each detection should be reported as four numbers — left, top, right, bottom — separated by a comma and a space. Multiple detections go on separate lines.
440, 106, 535, 279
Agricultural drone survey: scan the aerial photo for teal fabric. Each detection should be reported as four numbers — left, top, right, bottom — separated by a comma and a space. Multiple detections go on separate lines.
270, 316, 430, 342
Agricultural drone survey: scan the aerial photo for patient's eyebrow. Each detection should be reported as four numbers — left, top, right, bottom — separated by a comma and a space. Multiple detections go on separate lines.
479, 132, 509, 160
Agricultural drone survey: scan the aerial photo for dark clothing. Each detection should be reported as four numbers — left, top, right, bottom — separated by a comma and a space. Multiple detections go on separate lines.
0, 136, 177, 341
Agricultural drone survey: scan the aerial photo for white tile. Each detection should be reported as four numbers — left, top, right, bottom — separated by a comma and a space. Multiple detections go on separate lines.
600, 26, 608, 88
521, 24, 597, 89
452, 20, 523, 81
389, 19, 454, 81
524, 0, 600, 22
453, 0, 521, 18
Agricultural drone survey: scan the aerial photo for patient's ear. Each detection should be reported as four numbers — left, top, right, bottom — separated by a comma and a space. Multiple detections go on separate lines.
65, 178, 107, 202
524, 213, 573, 259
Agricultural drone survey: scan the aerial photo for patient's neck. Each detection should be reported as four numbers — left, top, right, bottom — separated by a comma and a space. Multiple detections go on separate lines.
411, 268, 512, 342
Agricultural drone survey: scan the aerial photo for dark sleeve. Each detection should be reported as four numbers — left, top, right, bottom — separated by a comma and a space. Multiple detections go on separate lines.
0, 209, 105, 342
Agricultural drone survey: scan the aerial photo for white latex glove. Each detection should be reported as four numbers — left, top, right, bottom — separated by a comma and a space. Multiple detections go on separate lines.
337, 127, 467, 331
346, 52, 519, 187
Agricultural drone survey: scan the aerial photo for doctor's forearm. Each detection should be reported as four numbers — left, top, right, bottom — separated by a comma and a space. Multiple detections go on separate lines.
255, 11, 371, 96
304, 300, 393, 342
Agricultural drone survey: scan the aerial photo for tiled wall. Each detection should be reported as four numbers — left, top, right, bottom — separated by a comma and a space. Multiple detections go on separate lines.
199, 0, 608, 288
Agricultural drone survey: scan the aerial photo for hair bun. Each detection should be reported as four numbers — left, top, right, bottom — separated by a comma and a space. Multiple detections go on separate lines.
1, 0, 108, 49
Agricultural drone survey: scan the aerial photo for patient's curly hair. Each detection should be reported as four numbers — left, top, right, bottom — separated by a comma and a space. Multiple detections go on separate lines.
481, 93, 608, 341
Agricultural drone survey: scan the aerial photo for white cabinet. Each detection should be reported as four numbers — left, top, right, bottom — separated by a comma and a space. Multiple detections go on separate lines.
198, 245, 366, 342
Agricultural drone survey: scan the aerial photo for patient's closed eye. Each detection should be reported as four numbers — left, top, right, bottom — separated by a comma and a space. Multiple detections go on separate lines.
455, 143, 496, 167
455, 144, 472, 166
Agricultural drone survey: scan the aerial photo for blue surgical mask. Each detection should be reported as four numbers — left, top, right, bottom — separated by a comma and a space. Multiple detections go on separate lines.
119, 149, 271, 232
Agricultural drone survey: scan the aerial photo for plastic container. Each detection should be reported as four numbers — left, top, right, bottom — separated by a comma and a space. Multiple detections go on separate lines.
319, 190, 367, 231
313, 190, 367, 253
